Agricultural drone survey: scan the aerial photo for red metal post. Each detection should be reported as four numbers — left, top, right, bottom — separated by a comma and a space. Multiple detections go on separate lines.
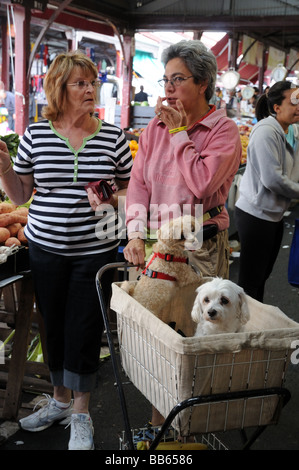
120, 34, 134, 129
116, 49, 122, 78
1, 16, 10, 89
14, 5, 31, 136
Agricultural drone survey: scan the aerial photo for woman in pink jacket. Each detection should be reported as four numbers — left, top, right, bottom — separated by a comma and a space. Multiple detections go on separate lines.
124, 39, 242, 280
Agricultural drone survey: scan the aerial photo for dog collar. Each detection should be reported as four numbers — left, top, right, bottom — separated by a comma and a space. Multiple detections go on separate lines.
142, 268, 177, 282
141, 251, 187, 282
154, 252, 189, 263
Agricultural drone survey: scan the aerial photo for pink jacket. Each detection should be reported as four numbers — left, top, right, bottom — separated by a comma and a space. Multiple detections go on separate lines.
126, 108, 241, 235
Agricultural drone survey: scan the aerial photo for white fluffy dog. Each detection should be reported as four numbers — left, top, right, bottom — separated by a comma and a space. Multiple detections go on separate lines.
191, 277, 250, 336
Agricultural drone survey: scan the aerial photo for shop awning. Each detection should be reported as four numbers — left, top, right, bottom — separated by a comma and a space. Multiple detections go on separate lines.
212, 34, 259, 84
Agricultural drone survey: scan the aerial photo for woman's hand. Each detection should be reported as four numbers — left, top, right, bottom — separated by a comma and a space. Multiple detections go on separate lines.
0, 140, 34, 204
86, 186, 118, 211
123, 239, 146, 269
0, 140, 12, 175
155, 97, 187, 131
86, 179, 128, 212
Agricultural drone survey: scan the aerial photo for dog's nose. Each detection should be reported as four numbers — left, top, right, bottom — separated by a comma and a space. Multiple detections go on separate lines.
208, 309, 217, 318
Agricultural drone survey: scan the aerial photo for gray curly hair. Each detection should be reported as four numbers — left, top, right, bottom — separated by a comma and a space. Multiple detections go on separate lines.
161, 40, 217, 102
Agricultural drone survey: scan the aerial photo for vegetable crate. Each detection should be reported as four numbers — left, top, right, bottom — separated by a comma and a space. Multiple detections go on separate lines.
0, 246, 29, 281
96, 263, 298, 450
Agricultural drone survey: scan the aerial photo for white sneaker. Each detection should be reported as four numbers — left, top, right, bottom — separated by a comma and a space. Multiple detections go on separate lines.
68, 413, 94, 450
19, 394, 73, 432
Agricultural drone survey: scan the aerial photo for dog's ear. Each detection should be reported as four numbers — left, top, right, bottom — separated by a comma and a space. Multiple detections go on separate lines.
238, 289, 250, 325
191, 286, 204, 323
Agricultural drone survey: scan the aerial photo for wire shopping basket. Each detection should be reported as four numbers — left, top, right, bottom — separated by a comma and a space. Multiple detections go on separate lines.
96, 263, 298, 450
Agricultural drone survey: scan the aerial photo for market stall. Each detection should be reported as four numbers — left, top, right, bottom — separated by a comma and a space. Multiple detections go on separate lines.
0, 140, 50, 420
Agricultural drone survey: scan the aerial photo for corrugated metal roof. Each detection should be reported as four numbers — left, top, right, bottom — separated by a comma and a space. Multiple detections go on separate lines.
126, 0, 299, 17
62, 0, 299, 52
1, 0, 299, 57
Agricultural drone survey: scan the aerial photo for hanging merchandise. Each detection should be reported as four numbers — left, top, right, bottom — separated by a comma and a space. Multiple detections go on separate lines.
268, 47, 286, 71
44, 45, 49, 67
241, 86, 255, 100
221, 68, 240, 90
40, 44, 44, 63
90, 48, 95, 63
6, 5, 15, 89
272, 64, 287, 82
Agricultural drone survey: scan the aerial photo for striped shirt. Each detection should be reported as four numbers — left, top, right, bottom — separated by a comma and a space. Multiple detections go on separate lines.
14, 119, 133, 256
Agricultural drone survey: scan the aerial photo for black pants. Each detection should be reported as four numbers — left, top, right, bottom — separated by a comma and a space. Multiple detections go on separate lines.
28, 241, 117, 392
235, 207, 284, 302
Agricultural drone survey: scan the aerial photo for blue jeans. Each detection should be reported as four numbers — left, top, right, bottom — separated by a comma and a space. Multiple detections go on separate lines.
28, 241, 118, 392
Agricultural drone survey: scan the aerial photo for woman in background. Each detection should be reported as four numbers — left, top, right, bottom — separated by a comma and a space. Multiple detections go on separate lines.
235, 81, 299, 301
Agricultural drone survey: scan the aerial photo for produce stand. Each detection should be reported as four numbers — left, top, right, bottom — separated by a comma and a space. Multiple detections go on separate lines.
0, 248, 51, 420
0, 107, 8, 125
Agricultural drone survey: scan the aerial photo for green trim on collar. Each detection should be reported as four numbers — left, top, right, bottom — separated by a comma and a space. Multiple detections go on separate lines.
49, 118, 102, 182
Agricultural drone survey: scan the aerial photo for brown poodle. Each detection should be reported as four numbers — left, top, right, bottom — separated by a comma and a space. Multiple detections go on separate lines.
121, 215, 202, 320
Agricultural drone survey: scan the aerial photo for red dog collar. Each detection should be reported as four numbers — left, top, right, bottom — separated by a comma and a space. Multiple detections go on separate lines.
141, 252, 188, 282
142, 268, 176, 282
154, 252, 188, 263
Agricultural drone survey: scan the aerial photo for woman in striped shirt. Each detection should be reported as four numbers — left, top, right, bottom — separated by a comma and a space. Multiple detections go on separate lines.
0, 50, 132, 450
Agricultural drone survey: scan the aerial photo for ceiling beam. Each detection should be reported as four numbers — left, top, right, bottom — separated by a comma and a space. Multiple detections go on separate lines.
133, 0, 177, 14
130, 14, 299, 32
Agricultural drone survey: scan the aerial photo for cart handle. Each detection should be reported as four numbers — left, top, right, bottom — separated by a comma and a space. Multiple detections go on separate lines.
96, 261, 136, 285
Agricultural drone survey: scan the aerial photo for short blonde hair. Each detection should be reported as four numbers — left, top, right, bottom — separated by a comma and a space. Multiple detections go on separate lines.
42, 50, 98, 121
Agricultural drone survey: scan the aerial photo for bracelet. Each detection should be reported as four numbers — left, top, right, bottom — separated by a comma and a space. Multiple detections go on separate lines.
0, 164, 12, 177
169, 126, 187, 134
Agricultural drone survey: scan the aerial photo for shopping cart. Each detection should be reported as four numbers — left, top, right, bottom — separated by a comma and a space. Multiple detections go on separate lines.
96, 262, 298, 450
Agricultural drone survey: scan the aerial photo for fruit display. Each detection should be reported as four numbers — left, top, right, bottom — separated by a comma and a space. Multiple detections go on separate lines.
126, 127, 144, 137
125, 127, 145, 159
0, 202, 28, 246
238, 124, 251, 136
129, 139, 139, 159
240, 134, 249, 164
238, 123, 252, 165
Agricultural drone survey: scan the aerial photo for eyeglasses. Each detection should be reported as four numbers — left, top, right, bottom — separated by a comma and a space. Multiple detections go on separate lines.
158, 76, 194, 87
66, 80, 101, 89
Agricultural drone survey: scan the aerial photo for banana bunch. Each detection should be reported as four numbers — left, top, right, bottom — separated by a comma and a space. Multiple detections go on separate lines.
0, 133, 20, 161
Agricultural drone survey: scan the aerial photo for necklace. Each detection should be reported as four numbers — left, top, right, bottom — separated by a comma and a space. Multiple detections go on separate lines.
197, 107, 210, 120
187, 106, 212, 128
